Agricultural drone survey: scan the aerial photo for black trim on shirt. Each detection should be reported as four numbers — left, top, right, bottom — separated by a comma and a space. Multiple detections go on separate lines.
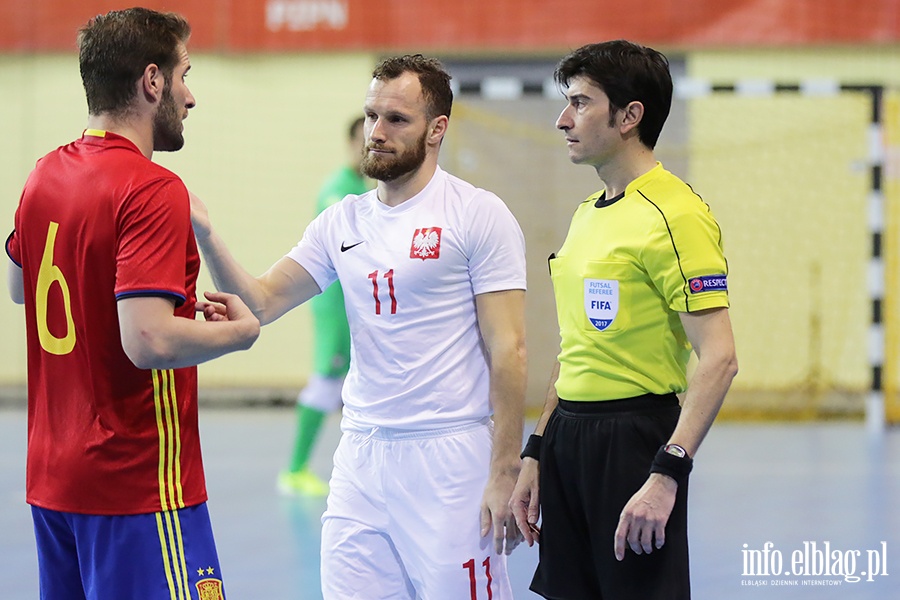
637, 190, 692, 311
594, 191, 626, 209
5, 230, 22, 267
116, 290, 187, 308
686, 183, 729, 280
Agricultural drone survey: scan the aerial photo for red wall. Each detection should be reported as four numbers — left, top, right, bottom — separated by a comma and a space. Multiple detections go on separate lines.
3, 0, 898, 52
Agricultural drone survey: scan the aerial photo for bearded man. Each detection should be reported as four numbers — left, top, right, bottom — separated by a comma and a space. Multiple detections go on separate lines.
189, 54, 528, 600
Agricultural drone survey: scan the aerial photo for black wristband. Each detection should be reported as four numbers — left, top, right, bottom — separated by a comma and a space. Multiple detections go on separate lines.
649, 444, 693, 484
520, 434, 542, 461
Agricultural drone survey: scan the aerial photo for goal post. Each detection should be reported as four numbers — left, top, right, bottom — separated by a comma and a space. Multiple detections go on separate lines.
443, 75, 897, 425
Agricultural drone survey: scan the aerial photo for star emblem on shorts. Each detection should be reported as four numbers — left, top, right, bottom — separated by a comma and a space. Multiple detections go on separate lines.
197, 566, 216, 576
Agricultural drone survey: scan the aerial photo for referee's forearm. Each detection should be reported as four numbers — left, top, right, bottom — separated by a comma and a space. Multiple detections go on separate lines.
532, 360, 561, 437
673, 307, 738, 457
670, 351, 738, 457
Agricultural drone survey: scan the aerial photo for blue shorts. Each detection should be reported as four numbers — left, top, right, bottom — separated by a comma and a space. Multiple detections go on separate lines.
31, 503, 226, 600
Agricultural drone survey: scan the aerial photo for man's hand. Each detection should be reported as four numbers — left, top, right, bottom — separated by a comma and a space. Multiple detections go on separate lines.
480, 469, 522, 555
614, 473, 677, 561
197, 296, 227, 322
509, 458, 540, 547
196, 290, 260, 348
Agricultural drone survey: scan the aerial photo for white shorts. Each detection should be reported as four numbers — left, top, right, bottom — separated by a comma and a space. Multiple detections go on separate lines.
298, 374, 345, 413
320, 419, 512, 600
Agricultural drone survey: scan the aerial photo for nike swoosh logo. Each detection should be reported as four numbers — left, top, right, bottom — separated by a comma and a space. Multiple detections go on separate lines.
341, 241, 365, 252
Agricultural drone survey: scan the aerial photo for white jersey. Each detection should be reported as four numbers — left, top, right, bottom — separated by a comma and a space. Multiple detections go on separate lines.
287, 167, 526, 430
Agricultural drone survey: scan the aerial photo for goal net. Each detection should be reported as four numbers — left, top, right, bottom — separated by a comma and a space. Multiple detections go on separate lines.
441, 73, 899, 422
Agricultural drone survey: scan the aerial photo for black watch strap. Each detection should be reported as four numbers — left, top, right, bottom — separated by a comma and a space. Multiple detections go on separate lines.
649, 443, 693, 484
520, 434, 542, 460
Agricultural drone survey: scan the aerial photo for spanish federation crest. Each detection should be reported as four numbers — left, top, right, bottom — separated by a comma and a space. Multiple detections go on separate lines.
410, 227, 442, 260
196, 578, 225, 600
584, 278, 618, 331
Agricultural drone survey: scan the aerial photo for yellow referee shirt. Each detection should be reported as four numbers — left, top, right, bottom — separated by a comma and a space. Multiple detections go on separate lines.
552, 163, 729, 401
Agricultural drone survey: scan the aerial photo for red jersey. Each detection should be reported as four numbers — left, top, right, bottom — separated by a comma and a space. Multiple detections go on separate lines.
6, 130, 206, 515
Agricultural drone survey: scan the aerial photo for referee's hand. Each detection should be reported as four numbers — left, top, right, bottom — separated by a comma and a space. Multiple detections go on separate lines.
614, 473, 677, 561
510, 458, 541, 547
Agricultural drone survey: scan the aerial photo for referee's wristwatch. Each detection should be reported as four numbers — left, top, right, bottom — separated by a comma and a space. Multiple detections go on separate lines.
651, 443, 693, 484
662, 443, 688, 459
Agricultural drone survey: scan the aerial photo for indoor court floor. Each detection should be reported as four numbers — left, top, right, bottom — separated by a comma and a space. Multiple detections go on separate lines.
1, 404, 898, 599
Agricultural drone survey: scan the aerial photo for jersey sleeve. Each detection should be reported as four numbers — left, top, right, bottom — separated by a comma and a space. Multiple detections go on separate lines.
464, 192, 527, 295
285, 206, 337, 293
643, 204, 729, 313
7, 192, 24, 267
114, 178, 192, 305
6, 229, 21, 267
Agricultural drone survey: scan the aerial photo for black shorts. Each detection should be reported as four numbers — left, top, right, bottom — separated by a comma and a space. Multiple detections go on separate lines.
531, 394, 690, 600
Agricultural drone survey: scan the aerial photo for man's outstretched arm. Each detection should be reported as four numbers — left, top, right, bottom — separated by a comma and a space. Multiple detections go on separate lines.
190, 192, 321, 325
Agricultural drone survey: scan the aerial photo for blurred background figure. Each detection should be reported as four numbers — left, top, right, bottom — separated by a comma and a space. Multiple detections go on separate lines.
278, 116, 369, 497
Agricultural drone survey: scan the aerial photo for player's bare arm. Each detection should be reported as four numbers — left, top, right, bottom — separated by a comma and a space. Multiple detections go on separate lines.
118, 293, 260, 370
7, 259, 24, 305
614, 307, 737, 561
190, 191, 322, 325
474, 288, 527, 555
510, 359, 560, 547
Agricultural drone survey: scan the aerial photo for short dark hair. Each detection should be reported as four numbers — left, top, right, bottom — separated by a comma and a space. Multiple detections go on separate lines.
348, 115, 365, 140
372, 54, 453, 121
555, 40, 672, 149
78, 8, 191, 116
